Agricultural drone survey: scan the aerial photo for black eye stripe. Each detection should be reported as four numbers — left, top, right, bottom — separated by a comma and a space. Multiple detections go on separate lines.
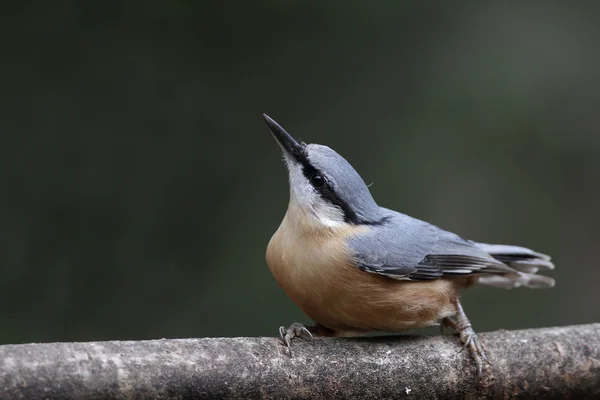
297, 156, 389, 226
299, 159, 359, 223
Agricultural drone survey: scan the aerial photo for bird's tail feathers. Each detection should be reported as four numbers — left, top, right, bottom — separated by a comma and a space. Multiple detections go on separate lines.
474, 242, 555, 289
478, 272, 555, 289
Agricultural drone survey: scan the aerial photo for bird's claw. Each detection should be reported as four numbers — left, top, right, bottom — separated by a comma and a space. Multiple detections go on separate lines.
457, 327, 489, 379
278, 322, 313, 357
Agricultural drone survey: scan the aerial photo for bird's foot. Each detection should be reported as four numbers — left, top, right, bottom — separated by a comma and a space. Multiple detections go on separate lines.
452, 300, 491, 381
278, 322, 313, 357
457, 325, 490, 379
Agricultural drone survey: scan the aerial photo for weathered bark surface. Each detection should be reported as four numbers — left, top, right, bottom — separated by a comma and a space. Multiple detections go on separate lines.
0, 324, 599, 399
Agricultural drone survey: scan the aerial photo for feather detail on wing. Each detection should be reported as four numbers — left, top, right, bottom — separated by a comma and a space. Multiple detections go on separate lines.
348, 209, 555, 289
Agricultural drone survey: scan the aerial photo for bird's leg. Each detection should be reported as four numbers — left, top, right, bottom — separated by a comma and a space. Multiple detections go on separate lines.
441, 316, 457, 335
278, 323, 337, 357
452, 299, 490, 378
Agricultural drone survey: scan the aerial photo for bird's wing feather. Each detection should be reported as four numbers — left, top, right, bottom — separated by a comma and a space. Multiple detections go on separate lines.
348, 209, 516, 281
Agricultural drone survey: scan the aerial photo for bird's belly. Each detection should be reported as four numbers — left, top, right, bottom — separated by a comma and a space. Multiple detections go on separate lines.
296, 265, 457, 332
266, 227, 457, 332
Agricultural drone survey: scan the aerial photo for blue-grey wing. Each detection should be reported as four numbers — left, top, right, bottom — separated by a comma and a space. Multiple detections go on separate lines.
347, 209, 515, 281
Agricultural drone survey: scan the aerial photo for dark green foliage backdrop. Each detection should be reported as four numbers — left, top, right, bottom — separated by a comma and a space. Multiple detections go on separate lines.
1, 2, 599, 344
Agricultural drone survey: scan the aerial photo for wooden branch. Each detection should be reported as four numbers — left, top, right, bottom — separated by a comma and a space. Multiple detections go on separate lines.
1, 324, 599, 399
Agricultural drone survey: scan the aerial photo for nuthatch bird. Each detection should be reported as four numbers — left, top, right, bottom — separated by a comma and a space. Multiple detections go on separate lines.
263, 114, 555, 377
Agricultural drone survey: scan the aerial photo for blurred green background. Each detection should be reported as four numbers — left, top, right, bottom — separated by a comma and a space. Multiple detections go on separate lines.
1, 2, 598, 345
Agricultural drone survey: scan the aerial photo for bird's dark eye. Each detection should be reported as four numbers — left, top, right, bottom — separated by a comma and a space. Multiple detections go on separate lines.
310, 173, 325, 188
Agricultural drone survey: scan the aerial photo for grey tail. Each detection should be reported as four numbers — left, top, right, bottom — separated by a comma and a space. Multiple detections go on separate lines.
474, 242, 555, 289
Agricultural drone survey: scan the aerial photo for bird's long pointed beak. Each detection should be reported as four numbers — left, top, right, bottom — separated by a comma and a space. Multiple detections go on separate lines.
263, 114, 305, 162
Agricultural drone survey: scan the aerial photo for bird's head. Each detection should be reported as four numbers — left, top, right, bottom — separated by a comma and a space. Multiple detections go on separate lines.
264, 114, 383, 230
